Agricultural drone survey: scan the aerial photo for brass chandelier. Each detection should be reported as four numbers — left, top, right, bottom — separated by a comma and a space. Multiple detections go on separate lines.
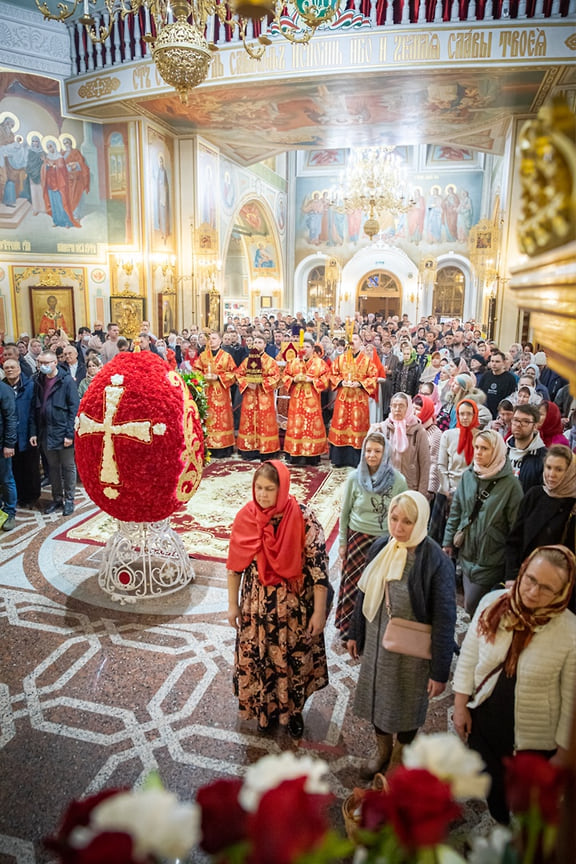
332, 146, 412, 240
36, 0, 341, 101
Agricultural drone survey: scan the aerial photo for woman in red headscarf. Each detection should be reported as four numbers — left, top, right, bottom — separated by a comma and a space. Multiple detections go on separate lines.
453, 545, 576, 824
226, 460, 329, 738
413, 394, 442, 501
538, 401, 570, 447
429, 398, 479, 543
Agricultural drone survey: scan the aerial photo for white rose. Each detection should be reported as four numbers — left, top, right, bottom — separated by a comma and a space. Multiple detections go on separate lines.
90, 788, 200, 859
402, 733, 491, 799
467, 826, 512, 864
239, 752, 331, 813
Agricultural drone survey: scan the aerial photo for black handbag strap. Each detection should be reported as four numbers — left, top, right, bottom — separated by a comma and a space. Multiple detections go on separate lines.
466, 478, 498, 528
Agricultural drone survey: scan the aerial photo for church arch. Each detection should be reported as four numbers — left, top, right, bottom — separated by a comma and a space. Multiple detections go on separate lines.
222, 196, 283, 317
356, 270, 402, 318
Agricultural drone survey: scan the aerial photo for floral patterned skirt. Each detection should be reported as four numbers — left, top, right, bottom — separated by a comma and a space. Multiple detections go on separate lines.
234, 563, 329, 727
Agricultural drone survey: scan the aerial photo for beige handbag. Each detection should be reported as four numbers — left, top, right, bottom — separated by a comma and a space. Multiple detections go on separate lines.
382, 581, 432, 660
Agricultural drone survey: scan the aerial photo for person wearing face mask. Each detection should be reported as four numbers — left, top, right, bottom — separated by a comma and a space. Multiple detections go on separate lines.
29, 351, 79, 517
453, 545, 576, 824
347, 491, 456, 778
506, 446, 576, 583
443, 430, 523, 616
328, 332, 378, 468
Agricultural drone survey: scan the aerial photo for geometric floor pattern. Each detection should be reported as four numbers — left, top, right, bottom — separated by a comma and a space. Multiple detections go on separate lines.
0, 466, 492, 864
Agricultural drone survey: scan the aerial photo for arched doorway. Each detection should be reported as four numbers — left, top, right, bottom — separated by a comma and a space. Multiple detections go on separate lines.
357, 270, 402, 318
432, 266, 465, 319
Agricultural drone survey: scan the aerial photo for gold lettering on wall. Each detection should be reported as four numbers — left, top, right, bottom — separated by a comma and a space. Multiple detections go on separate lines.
393, 33, 440, 62
499, 29, 546, 58
448, 30, 492, 59
379, 36, 388, 63
133, 67, 152, 90
230, 45, 286, 75
293, 40, 343, 68
350, 37, 373, 65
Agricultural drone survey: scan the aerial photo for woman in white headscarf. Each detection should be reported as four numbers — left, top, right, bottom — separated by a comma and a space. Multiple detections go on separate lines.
443, 430, 523, 616
347, 491, 456, 779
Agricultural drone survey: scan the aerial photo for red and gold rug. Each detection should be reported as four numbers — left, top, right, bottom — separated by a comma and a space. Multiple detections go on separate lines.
60, 458, 348, 562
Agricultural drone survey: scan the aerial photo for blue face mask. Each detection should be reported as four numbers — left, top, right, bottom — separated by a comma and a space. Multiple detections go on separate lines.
40, 364, 53, 374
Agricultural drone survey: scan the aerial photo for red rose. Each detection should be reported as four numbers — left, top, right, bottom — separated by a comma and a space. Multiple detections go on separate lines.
505, 753, 568, 824
45, 789, 139, 864
361, 767, 460, 852
57, 789, 125, 838
248, 777, 332, 864
197, 778, 246, 854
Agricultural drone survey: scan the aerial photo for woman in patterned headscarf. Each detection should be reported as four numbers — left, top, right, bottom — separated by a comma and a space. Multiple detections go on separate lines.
453, 545, 576, 824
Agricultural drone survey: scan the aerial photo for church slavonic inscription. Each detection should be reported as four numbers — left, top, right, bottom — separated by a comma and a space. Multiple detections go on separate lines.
394, 33, 440, 62
499, 29, 546, 58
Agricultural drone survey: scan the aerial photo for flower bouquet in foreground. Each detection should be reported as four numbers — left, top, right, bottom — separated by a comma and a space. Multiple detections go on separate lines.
46, 735, 569, 864
46, 752, 352, 864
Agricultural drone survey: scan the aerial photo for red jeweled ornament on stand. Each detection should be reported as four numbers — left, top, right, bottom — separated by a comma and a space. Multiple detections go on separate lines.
75, 353, 204, 603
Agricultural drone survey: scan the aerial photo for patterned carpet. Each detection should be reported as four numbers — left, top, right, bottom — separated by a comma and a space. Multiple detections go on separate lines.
57, 457, 348, 562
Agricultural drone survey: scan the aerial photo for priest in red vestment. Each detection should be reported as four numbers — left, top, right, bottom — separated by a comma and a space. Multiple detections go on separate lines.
193, 330, 236, 458
235, 332, 281, 460
283, 334, 329, 466
328, 332, 378, 467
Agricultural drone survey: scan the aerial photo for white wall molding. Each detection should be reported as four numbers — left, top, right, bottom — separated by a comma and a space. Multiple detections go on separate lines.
0, 1, 70, 78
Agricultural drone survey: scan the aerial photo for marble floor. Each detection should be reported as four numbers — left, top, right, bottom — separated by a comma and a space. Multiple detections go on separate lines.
0, 476, 491, 864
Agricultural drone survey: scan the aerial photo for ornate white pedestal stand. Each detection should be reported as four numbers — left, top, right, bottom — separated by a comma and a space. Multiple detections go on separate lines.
98, 518, 194, 604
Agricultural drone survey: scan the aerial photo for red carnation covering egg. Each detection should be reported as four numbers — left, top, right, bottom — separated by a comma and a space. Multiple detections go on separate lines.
75, 352, 204, 522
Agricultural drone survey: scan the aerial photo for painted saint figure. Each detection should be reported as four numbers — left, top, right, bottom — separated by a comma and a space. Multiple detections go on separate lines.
39, 295, 69, 336
41, 138, 81, 228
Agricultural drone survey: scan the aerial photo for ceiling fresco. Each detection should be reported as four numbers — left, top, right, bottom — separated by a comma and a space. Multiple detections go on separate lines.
135, 66, 553, 164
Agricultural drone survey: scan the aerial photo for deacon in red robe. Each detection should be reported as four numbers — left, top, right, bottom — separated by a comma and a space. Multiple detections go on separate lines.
193, 331, 236, 458
283, 335, 329, 466
328, 333, 378, 467
235, 332, 281, 459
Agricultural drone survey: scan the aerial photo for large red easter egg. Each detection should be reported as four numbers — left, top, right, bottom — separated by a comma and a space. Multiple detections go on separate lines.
75, 352, 204, 522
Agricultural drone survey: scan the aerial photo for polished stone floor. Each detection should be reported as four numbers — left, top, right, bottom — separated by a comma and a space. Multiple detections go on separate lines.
0, 478, 491, 864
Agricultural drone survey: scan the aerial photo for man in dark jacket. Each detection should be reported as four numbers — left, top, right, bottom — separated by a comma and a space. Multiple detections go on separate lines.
2, 359, 41, 507
0, 377, 18, 530
60, 343, 86, 389
30, 350, 79, 516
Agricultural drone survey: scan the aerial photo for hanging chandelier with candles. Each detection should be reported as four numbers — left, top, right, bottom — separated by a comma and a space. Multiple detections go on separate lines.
35, 0, 341, 102
331, 146, 412, 241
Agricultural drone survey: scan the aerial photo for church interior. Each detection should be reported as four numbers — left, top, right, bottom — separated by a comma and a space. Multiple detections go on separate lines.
0, 0, 575, 860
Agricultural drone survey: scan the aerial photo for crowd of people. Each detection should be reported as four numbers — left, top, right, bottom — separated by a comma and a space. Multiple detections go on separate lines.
0, 308, 575, 825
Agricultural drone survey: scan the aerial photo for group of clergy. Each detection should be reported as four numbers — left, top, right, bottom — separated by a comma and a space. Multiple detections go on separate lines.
194, 329, 378, 468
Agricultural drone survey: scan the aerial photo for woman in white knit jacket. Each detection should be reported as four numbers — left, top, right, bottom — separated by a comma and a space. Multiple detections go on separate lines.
453, 545, 576, 824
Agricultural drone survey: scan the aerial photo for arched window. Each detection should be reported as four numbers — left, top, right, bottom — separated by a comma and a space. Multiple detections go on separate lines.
357, 270, 402, 318
433, 266, 465, 318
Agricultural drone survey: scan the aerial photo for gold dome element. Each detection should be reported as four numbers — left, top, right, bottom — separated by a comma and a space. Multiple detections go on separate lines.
363, 216, 380, 240
152, 20, 212, 103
